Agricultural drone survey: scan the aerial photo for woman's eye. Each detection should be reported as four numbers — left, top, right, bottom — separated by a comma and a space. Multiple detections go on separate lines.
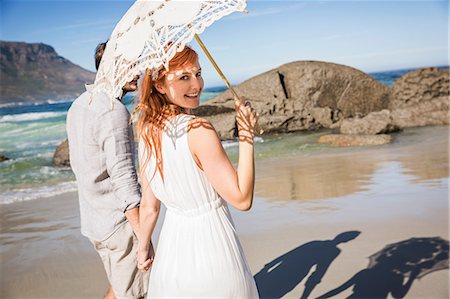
196, 72, 202, 77
180, 75, 189, 80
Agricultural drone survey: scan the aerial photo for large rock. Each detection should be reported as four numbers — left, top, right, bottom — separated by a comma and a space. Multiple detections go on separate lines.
389, 67, 450, 127
206, 112, 237, 140
192, 104, 234, 117
340, 110, 400, 135
0, 154, 9, 162
192, 105, 237, 139
277, 61, 390, 118
53, 139, 70, 167
339, 67, 449, 136
390, 67, 449, 110
318, 134, 393, 147
203, 61, 390, 139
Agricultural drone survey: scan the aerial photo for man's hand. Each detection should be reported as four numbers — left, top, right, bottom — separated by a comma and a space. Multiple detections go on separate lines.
125, 207, 140, 237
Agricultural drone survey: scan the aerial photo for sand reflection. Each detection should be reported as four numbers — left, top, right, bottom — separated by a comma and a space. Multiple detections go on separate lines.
399, 127, 449, 183
255, 126, 449, 202
255, 152, 381, 201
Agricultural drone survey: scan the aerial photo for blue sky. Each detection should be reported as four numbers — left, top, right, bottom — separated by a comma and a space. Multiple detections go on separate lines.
1, 0, 448, 87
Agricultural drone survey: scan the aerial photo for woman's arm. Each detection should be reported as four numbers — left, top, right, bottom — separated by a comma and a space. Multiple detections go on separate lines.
188, 99, 257, 211
137, 147, 161, 271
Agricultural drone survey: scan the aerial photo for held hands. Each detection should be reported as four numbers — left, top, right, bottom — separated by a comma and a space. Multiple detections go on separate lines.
235, 96, 258, 143
137, 241, 155, 272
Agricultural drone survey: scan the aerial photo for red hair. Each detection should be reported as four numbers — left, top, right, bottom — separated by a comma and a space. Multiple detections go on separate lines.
135, 46, 199, 181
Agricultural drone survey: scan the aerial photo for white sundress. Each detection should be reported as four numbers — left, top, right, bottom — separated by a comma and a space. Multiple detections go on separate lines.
141, 114, 259, 298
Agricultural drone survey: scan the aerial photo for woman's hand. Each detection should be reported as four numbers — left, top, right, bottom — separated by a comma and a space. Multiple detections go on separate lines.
137, 241, 155, 272
235, 97, 258, 142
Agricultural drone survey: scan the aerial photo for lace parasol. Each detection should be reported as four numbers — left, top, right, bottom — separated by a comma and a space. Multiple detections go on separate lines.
93, 0, 247, 104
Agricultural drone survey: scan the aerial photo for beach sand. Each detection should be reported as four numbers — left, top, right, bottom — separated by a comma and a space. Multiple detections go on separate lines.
1, 126, 449, 298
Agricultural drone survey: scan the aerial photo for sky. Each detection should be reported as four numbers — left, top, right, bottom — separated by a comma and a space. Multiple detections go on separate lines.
0, 0, 448, 88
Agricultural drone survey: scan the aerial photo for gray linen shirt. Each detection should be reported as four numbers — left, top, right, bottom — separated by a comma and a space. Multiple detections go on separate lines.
67, 84, 140, 241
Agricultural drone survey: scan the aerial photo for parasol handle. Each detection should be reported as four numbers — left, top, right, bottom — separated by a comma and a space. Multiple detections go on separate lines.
194, 34, 263, 135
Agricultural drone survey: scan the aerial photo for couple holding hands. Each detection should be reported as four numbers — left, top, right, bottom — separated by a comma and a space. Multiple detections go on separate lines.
67, 43, 259, 298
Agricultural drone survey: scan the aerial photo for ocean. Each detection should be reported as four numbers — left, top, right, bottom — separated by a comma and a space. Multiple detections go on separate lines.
0, 68, 420, 204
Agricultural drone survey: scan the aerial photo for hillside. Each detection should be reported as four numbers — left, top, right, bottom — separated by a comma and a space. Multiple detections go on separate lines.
0, 41, 95, 104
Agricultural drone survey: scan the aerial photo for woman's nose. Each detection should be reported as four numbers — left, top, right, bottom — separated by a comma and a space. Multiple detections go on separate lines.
190, 77, 202, 90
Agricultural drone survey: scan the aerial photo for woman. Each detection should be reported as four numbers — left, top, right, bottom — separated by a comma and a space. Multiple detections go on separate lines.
136, 45, 259, 298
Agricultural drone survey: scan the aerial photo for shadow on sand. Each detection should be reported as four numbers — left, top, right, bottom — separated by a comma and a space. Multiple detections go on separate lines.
254, 231, 361, 299
255, 234, 449, 299
316, 236, 449, 299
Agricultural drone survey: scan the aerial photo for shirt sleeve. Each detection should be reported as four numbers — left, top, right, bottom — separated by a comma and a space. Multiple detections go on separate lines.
97, 102, 141, 212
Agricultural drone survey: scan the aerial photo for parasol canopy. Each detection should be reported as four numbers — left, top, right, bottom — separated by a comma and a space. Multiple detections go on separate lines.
368, 237, 449, 279
93, 0, 247, 102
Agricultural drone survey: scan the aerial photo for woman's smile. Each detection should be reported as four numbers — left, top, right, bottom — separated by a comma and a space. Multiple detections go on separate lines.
159, 59, 204, 109
185, 92, 200, 100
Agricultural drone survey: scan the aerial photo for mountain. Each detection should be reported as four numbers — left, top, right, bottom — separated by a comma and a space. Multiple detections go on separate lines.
0, 41, 95, 104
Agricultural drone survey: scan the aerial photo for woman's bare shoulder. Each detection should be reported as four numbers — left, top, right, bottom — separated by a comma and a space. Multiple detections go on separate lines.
187, 116, 216, 134
187, 116, 221, 147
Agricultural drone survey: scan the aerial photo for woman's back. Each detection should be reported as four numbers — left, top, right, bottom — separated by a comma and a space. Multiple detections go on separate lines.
142, 113, 259, 298
144, 114, 222, 213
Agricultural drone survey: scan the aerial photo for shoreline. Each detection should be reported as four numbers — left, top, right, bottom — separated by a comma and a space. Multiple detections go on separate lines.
1, 125, 449, 298
1, 125, 447, 204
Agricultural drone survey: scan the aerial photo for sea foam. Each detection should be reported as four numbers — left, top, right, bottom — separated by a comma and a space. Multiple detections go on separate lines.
0, 111, 66, 123
0, 181, 78, 204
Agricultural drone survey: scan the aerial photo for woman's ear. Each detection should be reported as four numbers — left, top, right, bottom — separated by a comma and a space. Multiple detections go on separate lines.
154, 82, 166, 95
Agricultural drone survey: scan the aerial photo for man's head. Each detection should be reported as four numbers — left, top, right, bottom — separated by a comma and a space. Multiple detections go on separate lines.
122, 75, 140, 93
333, 231, 361, 245
94, 41, 140, 94
95, 42, 107, 71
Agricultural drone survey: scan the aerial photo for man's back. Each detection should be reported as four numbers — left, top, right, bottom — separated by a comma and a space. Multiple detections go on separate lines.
67, 85, 140, 241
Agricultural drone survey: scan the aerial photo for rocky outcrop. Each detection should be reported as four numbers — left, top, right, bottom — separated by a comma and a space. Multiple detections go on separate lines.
389, 67, 449, 128
339, 67, 449, 136
0, 154, 9, 162
390, 67, 449, 110
203, 61, 390, 139
53, 139, 70, 167
318, 134, 393, 147
0, 41, 95, 105
52, 65, 449, 163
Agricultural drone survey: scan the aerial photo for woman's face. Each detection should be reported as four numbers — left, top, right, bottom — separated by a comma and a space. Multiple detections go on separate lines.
157, 59, 204, 109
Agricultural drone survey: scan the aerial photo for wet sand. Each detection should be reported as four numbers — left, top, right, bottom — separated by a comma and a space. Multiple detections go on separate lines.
1, 125, 449, 298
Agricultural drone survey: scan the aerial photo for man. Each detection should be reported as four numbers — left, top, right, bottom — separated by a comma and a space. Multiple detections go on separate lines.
67, 42, 149, 299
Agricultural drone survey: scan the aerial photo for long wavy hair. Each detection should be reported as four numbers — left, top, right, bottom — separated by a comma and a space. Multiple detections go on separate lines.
135, 46, 199, 182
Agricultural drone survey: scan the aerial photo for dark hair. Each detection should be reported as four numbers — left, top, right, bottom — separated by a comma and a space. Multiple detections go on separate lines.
95, 42, 107, 70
